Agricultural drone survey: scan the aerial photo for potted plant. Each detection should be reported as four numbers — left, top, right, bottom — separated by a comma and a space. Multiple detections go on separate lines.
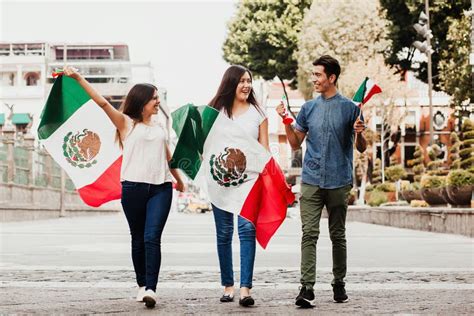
446, 169, 474, 206
367, 190, 388, 207
401, 181, 422, 203
374, 182, 397, 202
420, 175, 447, 206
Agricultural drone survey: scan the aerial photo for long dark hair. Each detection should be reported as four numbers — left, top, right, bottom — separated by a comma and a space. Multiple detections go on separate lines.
116, 83, 157, 147
209, 65, 262, 118
120, 83, 157, 121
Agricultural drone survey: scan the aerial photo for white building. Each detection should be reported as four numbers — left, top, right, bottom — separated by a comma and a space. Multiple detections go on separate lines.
0, 42, 169, 136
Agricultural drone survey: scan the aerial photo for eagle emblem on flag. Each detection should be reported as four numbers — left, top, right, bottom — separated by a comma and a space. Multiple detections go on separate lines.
209, 147, 248, 187
62, 129, 101, 168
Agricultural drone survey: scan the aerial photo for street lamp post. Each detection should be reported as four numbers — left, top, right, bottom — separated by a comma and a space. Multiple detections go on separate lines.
413, 1, 434, 145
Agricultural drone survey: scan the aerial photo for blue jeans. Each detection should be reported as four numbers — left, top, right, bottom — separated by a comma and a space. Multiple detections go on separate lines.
121, 181, 172, 291
212, 205, 256, 289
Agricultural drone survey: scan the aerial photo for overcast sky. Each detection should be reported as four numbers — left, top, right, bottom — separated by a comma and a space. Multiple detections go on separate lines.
0, 0, 238, 107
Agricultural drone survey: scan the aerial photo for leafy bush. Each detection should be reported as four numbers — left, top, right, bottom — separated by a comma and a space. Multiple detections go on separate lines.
384, 164, 407, 182
460, 119, 474, 171
367, 190, 388, 207
420, 175, 446, 189
402, 181, 421, 191
410, 200, 429, 207
372, 158, 382, 184
447, 169, 474, 187
449, 132, 461, 169
407, 145, 425, 182
401, 180, 411, 191
427, 144, 447, 176
375, 182, 396, 192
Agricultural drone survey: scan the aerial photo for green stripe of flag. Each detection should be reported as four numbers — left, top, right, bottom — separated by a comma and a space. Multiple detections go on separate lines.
352, 77, 368, 103
170, 104, 219, 179
38, 76, 91, 140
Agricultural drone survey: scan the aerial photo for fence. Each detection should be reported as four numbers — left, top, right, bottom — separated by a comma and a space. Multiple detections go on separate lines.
0, 128, 74, 189
0, 127, 120, 221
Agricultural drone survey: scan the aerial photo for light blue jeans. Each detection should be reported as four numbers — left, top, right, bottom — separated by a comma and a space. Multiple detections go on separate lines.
212, 205, 256, 288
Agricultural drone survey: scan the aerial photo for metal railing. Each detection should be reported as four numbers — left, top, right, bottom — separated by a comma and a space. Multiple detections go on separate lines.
0, 128, 74, 190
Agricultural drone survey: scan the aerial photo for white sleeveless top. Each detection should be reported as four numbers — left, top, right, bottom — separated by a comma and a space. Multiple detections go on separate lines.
228, 105, 266, 140
120, 115, 172, 184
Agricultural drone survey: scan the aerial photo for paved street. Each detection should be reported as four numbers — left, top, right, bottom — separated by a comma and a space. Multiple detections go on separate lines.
1, 211, 473, 314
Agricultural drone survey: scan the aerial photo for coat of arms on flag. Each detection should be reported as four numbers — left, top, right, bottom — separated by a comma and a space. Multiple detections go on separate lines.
171, 104, 295, 248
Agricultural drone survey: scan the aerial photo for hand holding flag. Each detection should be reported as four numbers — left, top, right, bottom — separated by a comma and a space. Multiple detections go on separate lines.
280, 95, 294, 125
353, 116, 366, 134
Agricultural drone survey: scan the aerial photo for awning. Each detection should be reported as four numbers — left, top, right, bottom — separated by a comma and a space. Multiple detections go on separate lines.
12, 113, 31, 125
0, 113, 4, 125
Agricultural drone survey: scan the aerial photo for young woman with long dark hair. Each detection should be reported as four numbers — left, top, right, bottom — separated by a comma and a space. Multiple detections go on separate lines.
64, 66, 184, 309
208, 65, 269, 307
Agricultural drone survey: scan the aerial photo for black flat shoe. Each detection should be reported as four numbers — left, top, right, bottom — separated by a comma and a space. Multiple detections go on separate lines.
239, 296, 255, 307
220, 293, 234, 302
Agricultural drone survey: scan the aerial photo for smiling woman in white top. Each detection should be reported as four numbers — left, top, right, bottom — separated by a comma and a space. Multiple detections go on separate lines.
208, 65, 269, 307
63, 66, 184, 309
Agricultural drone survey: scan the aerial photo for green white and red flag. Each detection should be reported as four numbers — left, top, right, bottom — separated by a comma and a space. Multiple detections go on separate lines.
352, 77, 382, 107
170, 104, 295, 248
38, 75, 122, 207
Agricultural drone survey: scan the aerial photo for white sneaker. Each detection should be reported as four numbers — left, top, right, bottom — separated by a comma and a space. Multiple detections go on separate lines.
143, 289, 157, 308
136, 286, 146, 302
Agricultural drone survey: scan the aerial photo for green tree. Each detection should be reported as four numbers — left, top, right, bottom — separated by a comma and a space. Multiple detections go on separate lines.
296, 0, 390, 100
380, 0, 470, 89
222, 0, 311, 90
438, 11, 473, 109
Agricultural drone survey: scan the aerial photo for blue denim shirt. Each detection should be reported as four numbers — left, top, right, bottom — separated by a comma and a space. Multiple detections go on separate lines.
295, 92, 362, 189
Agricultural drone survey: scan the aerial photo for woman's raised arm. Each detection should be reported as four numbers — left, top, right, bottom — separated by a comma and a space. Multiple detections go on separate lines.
63, 66, 128, 135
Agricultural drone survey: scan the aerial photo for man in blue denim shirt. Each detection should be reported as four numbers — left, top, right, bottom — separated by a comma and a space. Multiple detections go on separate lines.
277, 55, 366, 308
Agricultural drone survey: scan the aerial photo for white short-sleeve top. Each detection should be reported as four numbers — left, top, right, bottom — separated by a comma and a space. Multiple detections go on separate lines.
120, 115, 172, 184
228, 105, 266, 140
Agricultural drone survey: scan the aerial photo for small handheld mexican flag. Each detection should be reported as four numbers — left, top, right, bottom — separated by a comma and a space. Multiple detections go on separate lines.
171, 104, 295, 248
38, 75, 122, 207
353, 77, 382, 107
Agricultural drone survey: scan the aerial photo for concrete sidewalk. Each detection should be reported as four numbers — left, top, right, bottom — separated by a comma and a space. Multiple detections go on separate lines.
1, 212, 473, 314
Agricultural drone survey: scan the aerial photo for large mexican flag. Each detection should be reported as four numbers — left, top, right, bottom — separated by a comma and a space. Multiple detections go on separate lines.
171, 104, 295, 248
38, 75, 122, 207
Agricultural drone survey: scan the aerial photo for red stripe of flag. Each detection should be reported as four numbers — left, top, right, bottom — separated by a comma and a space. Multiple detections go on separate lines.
240, 158, 295, 249
77, 156, 123, 207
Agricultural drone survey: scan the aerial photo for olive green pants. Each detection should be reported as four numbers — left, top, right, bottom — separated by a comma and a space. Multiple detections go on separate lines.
299, 183, 351, 290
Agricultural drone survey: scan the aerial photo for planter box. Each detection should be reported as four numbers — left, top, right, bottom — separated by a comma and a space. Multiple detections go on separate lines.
446, 185, 473, 207
401, 189, 422, 203
421, 188, 447, 206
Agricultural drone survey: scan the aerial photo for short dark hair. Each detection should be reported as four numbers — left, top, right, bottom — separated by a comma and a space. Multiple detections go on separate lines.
312, 55, 341, 83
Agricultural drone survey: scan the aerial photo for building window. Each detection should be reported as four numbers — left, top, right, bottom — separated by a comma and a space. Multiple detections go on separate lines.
0, 72, 15, 86
404, 145, 416, 168
25, 72, 40, 86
